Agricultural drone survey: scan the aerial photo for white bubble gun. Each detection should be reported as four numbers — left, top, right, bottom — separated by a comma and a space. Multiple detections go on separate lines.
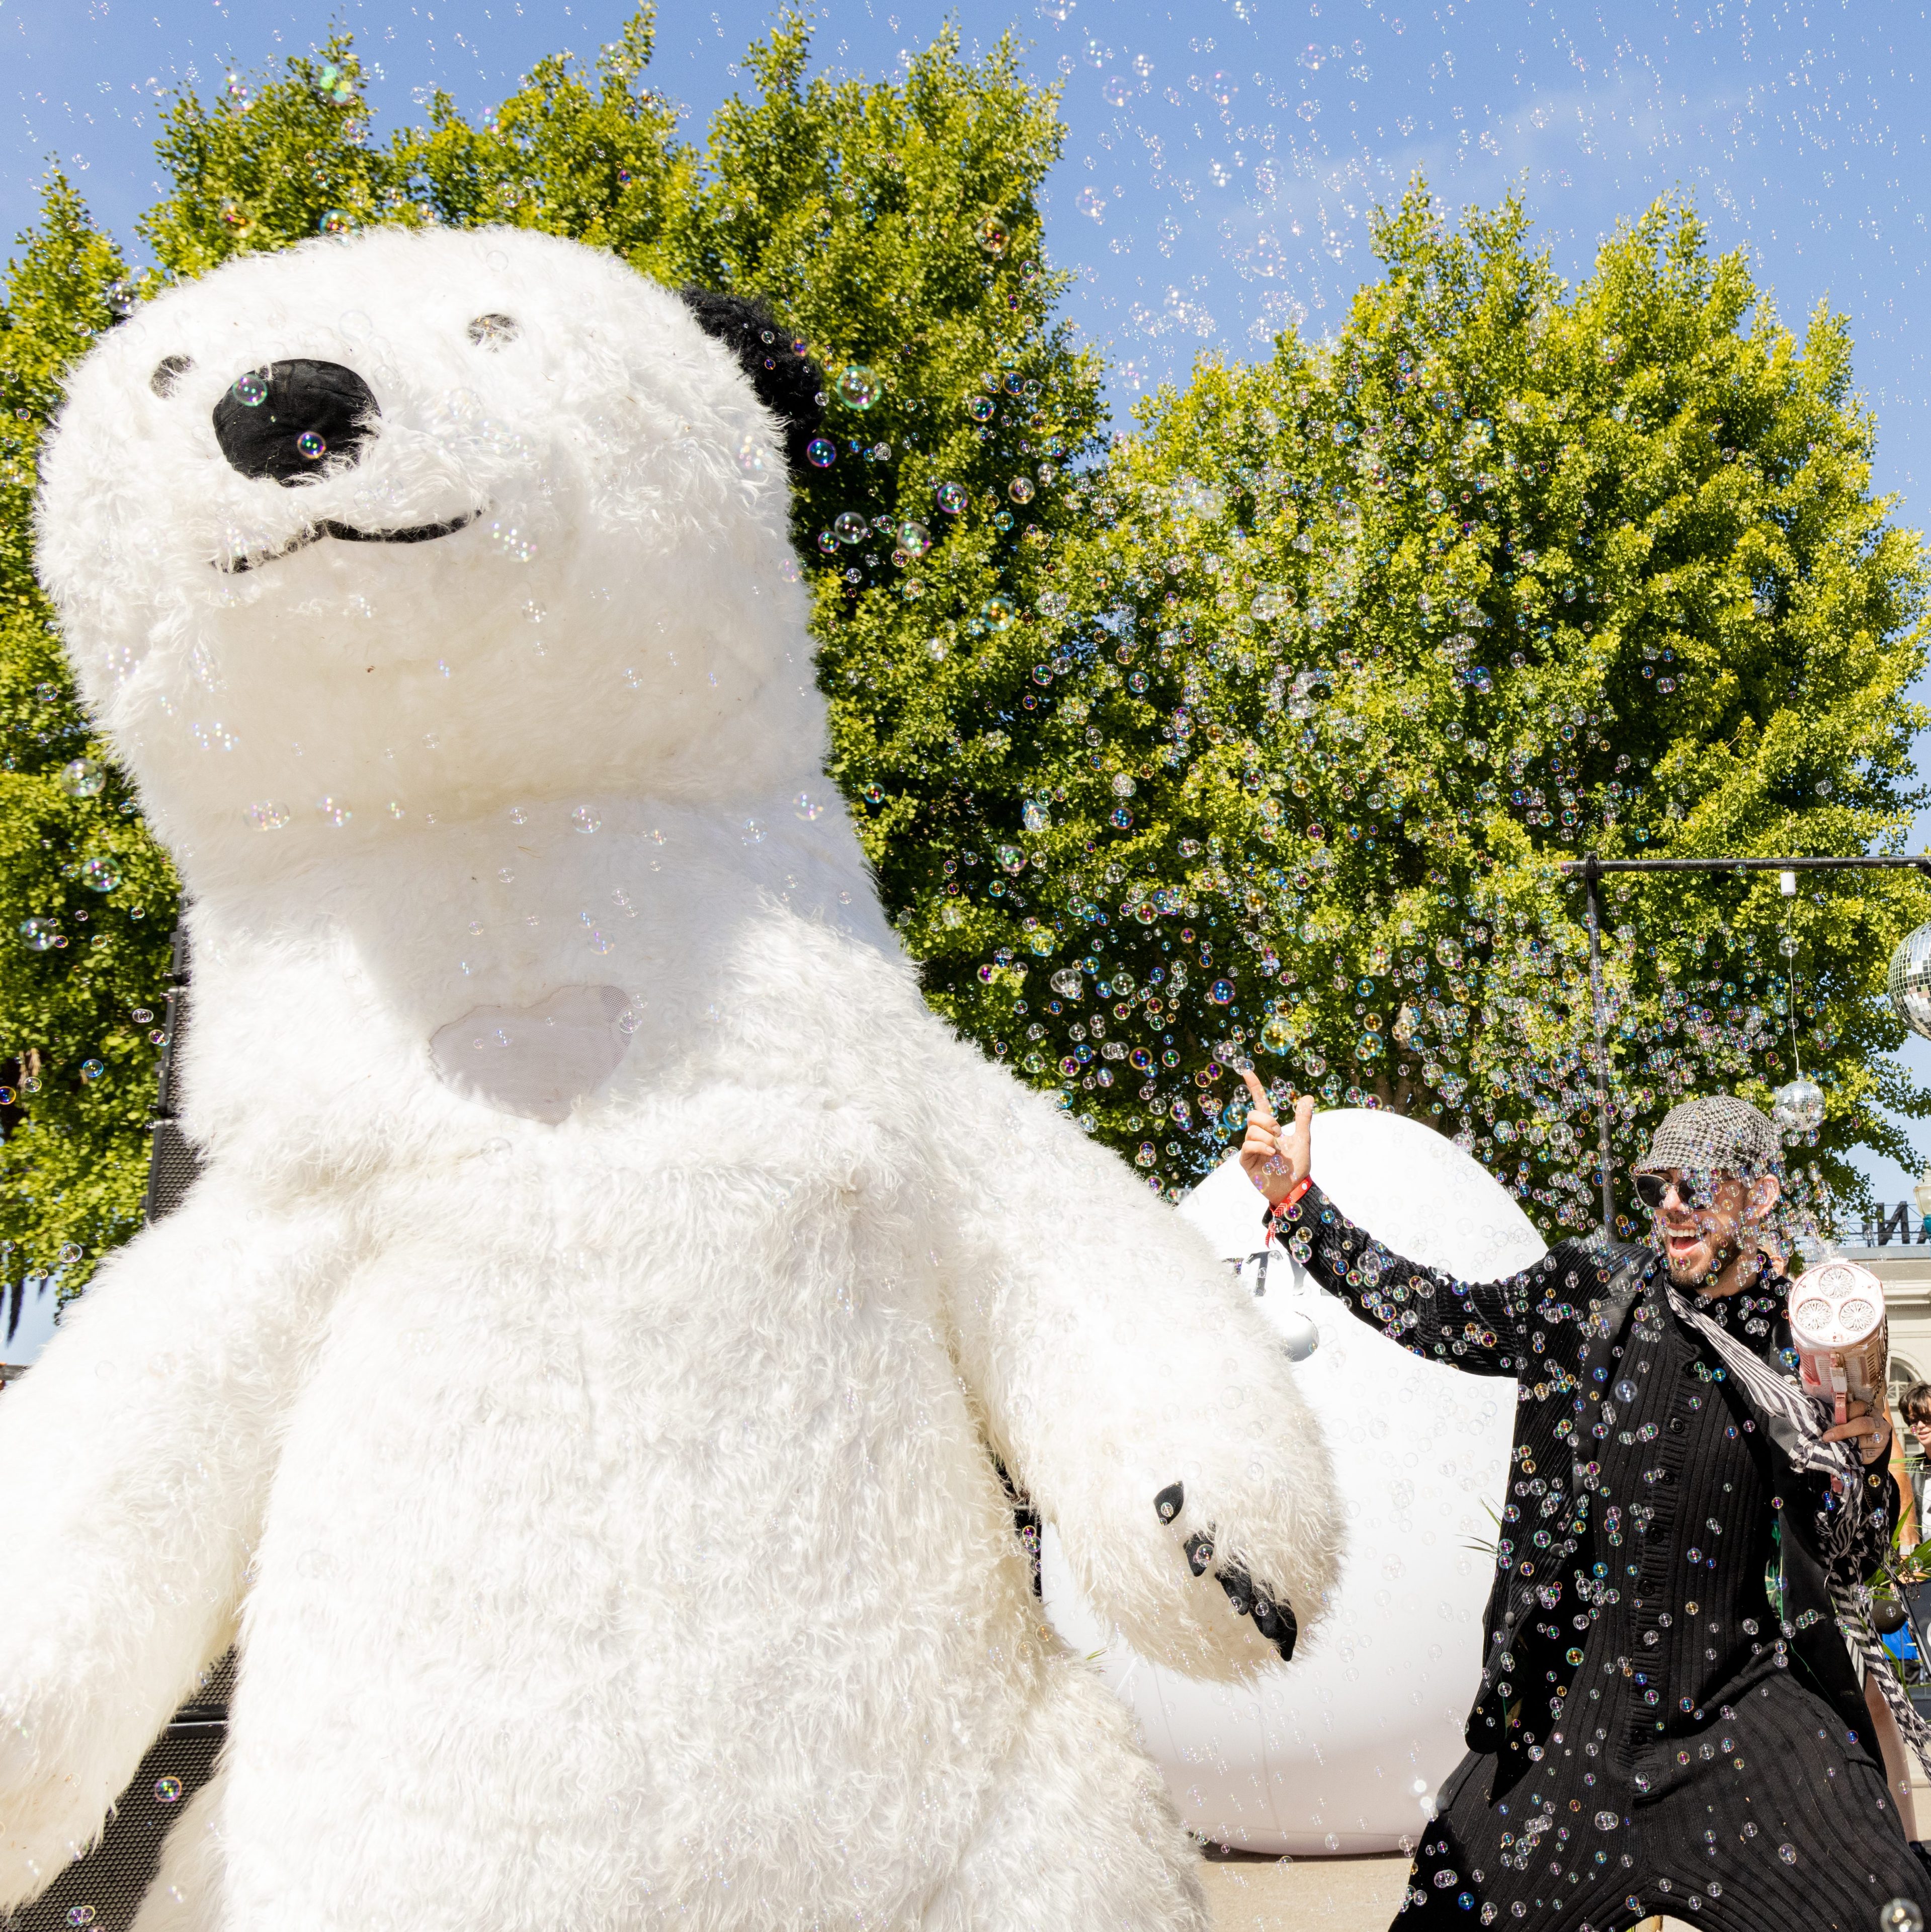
1787, 1256, 1888, 1427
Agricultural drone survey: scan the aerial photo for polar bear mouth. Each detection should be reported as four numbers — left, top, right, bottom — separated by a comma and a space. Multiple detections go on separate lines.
215, 508, 482, 576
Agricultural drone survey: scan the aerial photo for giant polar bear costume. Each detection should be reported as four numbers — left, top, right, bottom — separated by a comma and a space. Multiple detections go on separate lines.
3, 227, 1341, 1932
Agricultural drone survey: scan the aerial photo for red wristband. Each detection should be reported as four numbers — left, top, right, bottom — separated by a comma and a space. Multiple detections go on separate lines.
1268, 1176, 1311, 1221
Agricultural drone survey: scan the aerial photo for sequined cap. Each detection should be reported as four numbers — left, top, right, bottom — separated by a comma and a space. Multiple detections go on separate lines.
1635, 1093, 1782, 1179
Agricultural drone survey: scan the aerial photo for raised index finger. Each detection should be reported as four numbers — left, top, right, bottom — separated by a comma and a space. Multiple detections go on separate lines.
1240, 1068, 1276, 1123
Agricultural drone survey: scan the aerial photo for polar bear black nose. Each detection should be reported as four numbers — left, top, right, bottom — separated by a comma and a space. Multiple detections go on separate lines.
212, 360, 379, 486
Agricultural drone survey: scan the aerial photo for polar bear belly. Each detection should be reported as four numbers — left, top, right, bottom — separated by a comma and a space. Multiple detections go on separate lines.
218, 1150, 1043, 1932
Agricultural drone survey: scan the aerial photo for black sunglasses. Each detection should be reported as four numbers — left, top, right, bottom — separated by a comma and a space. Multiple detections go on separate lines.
1633, 1171, 1712, 1213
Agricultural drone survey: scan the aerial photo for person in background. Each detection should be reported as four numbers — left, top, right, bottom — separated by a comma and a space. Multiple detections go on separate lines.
1240, 1080, 1928, 1931
1900, 1383, 1931, 1550
1898, 1384, 1931, 1684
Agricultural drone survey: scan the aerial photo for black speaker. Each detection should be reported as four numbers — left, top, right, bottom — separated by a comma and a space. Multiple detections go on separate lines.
4, 927, 224, 1932
2, 1658, 231, 1932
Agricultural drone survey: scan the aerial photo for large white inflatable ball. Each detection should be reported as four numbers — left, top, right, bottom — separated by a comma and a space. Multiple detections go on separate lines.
1043, 1108, 1545, 1854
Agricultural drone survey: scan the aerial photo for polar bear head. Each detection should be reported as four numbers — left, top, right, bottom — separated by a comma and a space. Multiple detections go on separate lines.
36, 227, 827, 888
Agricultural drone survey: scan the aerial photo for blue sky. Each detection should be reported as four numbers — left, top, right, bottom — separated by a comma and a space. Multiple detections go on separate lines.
4, 0, 1930, 1205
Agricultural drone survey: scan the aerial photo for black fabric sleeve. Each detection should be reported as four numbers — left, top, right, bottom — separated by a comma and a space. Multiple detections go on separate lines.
1268, 1180, 1551, 1379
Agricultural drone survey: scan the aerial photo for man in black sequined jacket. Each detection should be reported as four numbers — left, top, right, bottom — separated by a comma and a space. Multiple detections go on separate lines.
1236, 1082, 1925, 1932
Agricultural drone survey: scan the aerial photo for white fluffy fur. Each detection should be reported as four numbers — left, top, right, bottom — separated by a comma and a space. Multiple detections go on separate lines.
6, 228, 1339, 1931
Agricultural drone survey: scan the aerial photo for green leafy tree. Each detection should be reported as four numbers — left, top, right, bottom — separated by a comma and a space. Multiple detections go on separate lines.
0, 183, 179, 1337
950, 186, 1929, 1233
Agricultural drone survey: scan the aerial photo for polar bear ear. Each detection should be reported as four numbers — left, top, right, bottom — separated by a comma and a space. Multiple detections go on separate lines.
679, 287, 824, 477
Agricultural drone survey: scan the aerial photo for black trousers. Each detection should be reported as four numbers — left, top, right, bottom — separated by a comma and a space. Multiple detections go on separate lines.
1392, 1674, 1931, 1931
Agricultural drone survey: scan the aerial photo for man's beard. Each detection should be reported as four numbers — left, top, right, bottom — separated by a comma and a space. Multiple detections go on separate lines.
1663, 1234, 1734, 1287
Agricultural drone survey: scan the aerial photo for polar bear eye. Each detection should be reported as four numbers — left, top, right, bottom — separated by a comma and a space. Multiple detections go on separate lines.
150, 355, 194, 398
467, 313, 519, 349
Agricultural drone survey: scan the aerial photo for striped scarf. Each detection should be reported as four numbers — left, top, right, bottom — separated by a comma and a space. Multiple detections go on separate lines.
1667, 1285, 1931, 1778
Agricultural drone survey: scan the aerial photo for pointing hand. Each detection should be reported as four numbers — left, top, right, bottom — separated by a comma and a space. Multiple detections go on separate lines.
1237, 1070, 1313, 1206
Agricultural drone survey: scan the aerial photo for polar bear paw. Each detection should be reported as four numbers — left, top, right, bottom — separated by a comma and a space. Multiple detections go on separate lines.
1152, 1482, 1299, 1663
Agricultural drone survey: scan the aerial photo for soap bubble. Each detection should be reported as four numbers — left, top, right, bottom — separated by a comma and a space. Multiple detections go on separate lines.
1102, 74, 1132, 107
80, 857, 120, 892
896, 519, 932, 559
315, 797, 352, 827
19, 917, 57, 951
246, 801, 290, 831
1023, 799, 1051, 831
996, 844, 1027, 873
833, 511, 869, 545
1110, 807, 1133, 828
80, 1059, 104, 1083
1051, 968, 1084, 997
935, 481, 968, 515
231, 370, 268, 407
1008, 476, 1037, 505
793, 792, 825, 820
58, 759, 105, 798
981, 593, 1017, 630
806, 437, 836, 468
571, 807, 602, 834
1210, 980, 1235, 1004
486, 517, 536, 563
835, 365, 878, 410
1878, 1902, 1924, 1932
741, 818, 765, 844
153, 1776, 182, 1804
968, 396, 994, 423
735, 434, 766, 476
317, 208, 353, 236
1778, 1844, 1797, 1865
976, 217, 1010, 256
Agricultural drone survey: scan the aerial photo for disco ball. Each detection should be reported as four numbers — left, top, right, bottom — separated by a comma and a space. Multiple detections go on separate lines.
1887, 921, 1931, 1040
1770, 1076, 1824, 1135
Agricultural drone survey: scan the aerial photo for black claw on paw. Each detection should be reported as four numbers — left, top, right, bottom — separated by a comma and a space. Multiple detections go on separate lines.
1273, 1602, 1299, 1662
1154, 1481, 1185, 1525
1215, 1565, 1253, 1617
1184, 1531, 1215, 1577
1214, 1561, 1299, 1662
1252, 1593, 1298, 1656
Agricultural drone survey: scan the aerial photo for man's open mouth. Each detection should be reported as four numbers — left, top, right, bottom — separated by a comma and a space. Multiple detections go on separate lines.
216, 508, 481, 575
